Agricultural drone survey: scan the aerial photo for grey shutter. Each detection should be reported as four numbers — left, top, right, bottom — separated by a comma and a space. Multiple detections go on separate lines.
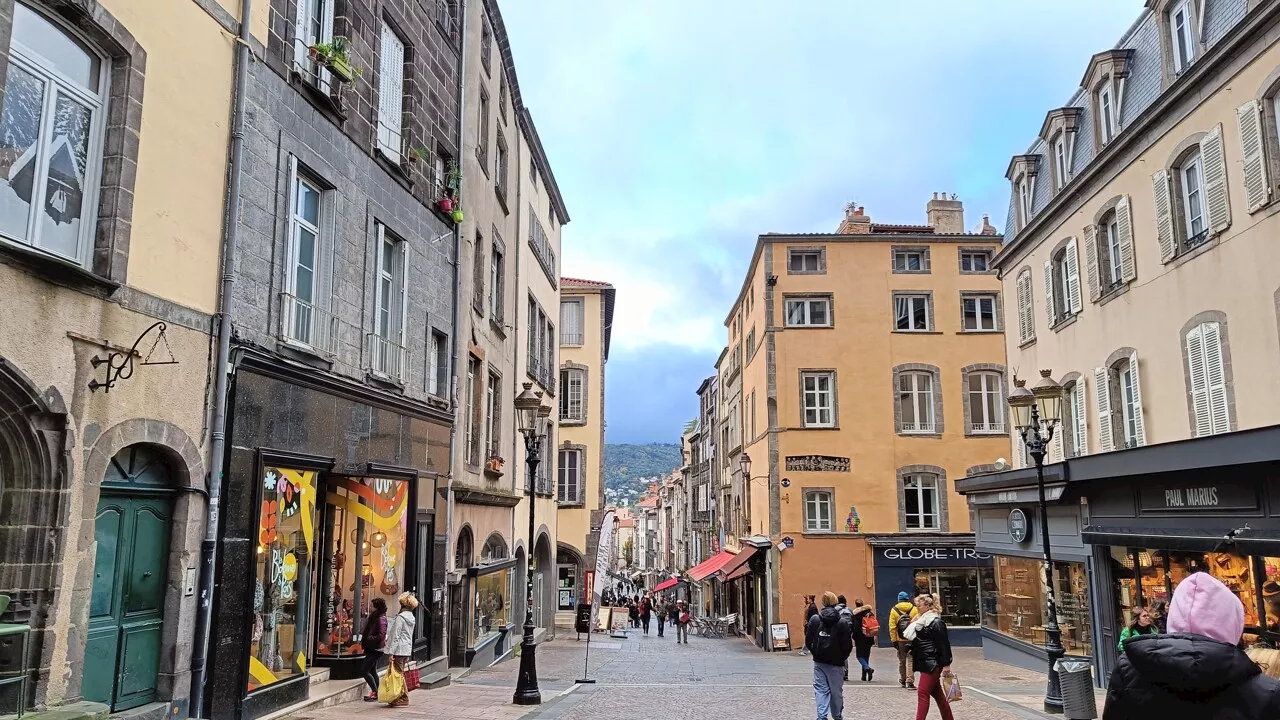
1152, 170, 1176, 262
1237, 100, 1271, 213
1073, 378, 1088, 456
1186, 325, 1211, 437
1116, 196, 1136, 282
1065, 237, 1082, 314
1203, 322, 1230, 434
1202, 123, 1231, 234
1094, 367, 1114, 452
1128, 350, 1146, 447
1043, 260, 1056, 326
1083, 224, 1100, 302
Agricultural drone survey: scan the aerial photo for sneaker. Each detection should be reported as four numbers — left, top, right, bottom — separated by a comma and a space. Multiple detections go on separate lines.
899, 680, 906, 688
364, 694, 377, 702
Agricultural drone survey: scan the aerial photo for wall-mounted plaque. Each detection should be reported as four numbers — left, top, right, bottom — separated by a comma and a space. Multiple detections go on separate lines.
785, 455, 851, 472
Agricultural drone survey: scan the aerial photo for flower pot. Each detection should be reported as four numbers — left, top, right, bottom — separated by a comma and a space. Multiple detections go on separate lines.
308, 45, 325, 63
438, 197, 453, 213
451, 208, 464, 224
328, 57, 355, 83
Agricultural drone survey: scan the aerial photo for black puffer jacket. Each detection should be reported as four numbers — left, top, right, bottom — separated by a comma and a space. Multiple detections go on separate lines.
906, 614, 952, 674
805, 607, 853, 667
1103, 633, 1280, 720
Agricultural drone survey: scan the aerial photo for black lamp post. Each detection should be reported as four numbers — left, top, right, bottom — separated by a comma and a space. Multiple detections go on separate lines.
1008, 370, 1066, 714
513, 383, 552, 706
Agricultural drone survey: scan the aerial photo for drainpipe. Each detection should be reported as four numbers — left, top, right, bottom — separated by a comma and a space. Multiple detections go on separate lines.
510, 95, 524, 621
190, 0, 251, 714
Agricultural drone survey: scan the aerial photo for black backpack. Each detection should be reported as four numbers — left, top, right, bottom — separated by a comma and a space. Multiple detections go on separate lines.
812, 619, 839, 655
896, 611, 913, 639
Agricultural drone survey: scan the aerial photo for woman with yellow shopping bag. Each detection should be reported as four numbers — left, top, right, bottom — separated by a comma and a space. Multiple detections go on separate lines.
379, 592, 418, 707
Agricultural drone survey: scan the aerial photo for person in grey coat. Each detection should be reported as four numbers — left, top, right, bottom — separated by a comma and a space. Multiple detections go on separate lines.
383, 592, 418, 707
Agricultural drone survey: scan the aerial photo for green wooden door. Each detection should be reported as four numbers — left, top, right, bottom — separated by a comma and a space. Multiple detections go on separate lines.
84, 495, 171, 710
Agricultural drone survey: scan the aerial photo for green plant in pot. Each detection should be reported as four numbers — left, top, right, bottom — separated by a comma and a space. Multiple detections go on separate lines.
309, 36, 361, 83
451, 207, 464, 224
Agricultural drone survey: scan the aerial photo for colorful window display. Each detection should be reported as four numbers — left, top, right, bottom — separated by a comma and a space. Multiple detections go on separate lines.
1111, 548, 1265, 643
316, 476, 411, 659
249, 467, 319, 692
470, 567, 513, 646
980, 556, 1092, 657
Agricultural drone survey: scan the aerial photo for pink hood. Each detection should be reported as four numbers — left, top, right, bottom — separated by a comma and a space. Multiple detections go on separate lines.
1166, 571, 1244, 645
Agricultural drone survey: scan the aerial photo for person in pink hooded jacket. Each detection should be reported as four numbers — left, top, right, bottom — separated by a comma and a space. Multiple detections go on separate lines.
1103, 572, 1280, 718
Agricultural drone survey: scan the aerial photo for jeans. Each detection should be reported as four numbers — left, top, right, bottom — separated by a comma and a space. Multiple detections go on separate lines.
657, 617, 665, 636
642, 616, 651, 634
896, 641, 914, 686
676, 622, 689, 643
361, 649, 383, 694
812, 662, 845, 720
915, 668, 954, 720
855, 653, 871, 672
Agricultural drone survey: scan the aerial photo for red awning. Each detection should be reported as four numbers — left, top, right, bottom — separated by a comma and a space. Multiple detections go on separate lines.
654, 577, 679, 592
687, 550, 737, 581
715, 545, 757, 579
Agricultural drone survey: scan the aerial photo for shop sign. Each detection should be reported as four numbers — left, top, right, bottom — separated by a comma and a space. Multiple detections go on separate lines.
877, 546, 992, 567
770, 622, 791, 650
970, 485, 1065, 506
785, 455, 851, 472
1008, 508, 1029, 543
1139, 483, 1259, 513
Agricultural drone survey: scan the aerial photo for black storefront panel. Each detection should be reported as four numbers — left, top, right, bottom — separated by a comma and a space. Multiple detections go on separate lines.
871, 544, 992, 648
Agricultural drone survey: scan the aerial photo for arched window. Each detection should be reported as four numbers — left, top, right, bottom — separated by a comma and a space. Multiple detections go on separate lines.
481, 533, 507, 563
1, 2, 108, 264
455, 526, 473, 569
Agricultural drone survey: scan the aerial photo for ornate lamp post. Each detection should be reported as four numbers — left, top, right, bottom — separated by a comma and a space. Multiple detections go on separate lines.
1008, 370, 1066, 714
513, 383, 552, 705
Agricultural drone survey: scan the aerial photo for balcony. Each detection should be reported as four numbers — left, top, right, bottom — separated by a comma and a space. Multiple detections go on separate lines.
969, 421, 1006, 434
901, 421, 937, 434
526, 355, 557, 395
365, 332, 408, 384
560, 331, 583, 346
278, 293, 339, 355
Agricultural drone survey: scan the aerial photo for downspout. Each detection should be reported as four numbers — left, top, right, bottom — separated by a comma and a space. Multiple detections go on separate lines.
445, 0, 468, 622
510, 104, 523, 620
192, 0, 251, 714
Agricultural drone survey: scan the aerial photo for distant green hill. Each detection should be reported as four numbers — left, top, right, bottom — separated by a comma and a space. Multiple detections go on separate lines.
604, 443, 681, 503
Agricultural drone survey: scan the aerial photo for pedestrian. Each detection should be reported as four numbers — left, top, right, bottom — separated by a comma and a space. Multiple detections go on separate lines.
1151, 600, 1169, 633
657, 599, 667, 637
836, 594, 853, 681
676, 600, 691, 644
383, 592, 419, 708
851, 599, 876, 682
800, 594, 819, 656
889, 591, 919, 689
1103, 572, 1280, 718
668, 598, 680, 630
904, 594, 953, 720
1117, 608, 1160, 653
628, 597, 639, 629
360, 598, 388, 701
805, 591, 853, 720
640, 594, 652, 635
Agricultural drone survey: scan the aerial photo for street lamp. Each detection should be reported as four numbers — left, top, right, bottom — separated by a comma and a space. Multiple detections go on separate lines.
1008, 369, 1065, 714
513, 383, 551, 705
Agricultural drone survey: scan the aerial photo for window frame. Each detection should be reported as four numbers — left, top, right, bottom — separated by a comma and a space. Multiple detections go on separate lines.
557, 447, 583, 505
1053, 133, 1068, 190
1098, 81, 1116, 144
892, 247, 931, 274
427, 329, 449, 397
485, 369, 501, 460
965, 371, 1005, 434
961, 293, 999, 332
786, 247, 825, 275
476, 87, 490, 170
376, 22, 406, 162
373, 223, 408, 349
479, 16, 493, 75
959, 249, 993, 274
799, 370, 836, 429
559, 297, 584, 346
559, 366, 586, 423
897, 371, 936, 434
489, 238, 505, 325
1169, 0, 1196, 74
465, 355, 483, 466
893, 292, 932, 332
803, 489, 834, 533
1018, 175, 1032, 227
783, 295, 833, 328
1180, 150, 1207, 243
902, 473, 941, 532
1119, 360, 1140, 449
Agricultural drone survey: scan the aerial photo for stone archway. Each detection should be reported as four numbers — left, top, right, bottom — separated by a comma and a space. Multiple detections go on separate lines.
534, 533, 554, 633
556, 542, 586, 614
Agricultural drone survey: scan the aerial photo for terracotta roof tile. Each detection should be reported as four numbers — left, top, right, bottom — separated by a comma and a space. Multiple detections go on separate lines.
561, 277, 614, 288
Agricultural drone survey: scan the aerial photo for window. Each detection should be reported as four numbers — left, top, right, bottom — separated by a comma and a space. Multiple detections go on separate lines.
1181, 150, 1206, 241
284, 166, 326, 347
377, 23, 405, 161
485, 370, 500, 458
560, 368, 584, 422
558, 449, 582, 504
915, 569, 981, 627
1170, 0, 1195, 73
560, 298, 584, 345
1064, 380, 1087, 457
1053, 134, 1068, 190
1098, 82, 1116, 144
465, 357, 482, 465
1015, 269, 1035, 344
495, 131, 508, 198
960, 250, 991, 273
784, 297, 831, 327
0, 3, 107, 265
527, 297, 554, 389
746, 328, 756, 359
294, 0, 334, 84
1018, 176, 1032, 227
966, 372, 1004, 433
800, 371, 835, 428
898, 372, 935, 433
893, 248, 929, 273
749, 390, 757, 439
498, 73, 508, 123
1094, 356, 1145, 452
1101, 212, 1122, 287
787, 248, 824, 273
803, 490, 833, 532
1185, 322, 1230, 436
477, 89, 490, 167
427, 330, 448, 397
902, 474, 940, 530
981, 558, 1092, 657
370, 225, 408, 380
1120, 361, 1139, 447
527, 207, 556, 281
432, 0, 459, 41
489, 240, 504, 323
894, 294, 931, 331
529, 159, 538, 186
480, 18, 492, 74
1045, 240, 1081, 326
1157, 129, 1229, 261
961, 294, 998, 331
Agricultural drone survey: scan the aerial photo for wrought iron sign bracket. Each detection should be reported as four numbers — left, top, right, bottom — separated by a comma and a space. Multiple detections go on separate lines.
88, 321, 179, 393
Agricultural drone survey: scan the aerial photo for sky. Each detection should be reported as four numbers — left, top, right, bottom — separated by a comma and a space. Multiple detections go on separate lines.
500, 1, 1141, 445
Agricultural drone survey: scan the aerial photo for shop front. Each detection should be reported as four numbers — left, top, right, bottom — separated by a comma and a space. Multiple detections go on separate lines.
867, 535, 992, 648
206, 358, 449, 720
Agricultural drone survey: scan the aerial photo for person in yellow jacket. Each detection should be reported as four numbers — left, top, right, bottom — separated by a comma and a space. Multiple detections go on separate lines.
888, 591, 920, 689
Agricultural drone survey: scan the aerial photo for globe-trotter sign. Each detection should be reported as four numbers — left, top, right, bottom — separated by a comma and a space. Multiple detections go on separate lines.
875, 546, 992, 568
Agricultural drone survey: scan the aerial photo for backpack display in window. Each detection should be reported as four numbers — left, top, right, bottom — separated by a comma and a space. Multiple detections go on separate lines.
862, 613, 880, 636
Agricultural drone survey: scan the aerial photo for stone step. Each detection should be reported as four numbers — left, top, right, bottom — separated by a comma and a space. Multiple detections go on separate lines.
258, 678, 365, 720
418, 671, 450, 690
308, 667, 331, 686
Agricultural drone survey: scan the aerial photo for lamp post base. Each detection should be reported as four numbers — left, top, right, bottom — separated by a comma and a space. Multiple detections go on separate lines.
512, 627, 541, 705
1044, 632, 1065, 714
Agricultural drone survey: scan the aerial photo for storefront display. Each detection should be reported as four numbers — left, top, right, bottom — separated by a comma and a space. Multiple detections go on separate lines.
980, 556, 1091, 657
470, 567, 512, 646
914, 568, 981, 626
1110, 548, 1264, 641
869, 539, 992, 647
249, 467, 319, 691
558, 567, 576, 610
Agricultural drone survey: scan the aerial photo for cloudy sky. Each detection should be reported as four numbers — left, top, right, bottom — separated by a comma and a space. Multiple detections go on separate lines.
501, 1, 1140, 444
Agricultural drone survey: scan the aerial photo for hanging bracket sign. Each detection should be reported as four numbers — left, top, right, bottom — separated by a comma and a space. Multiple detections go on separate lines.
88, 321, 179, 393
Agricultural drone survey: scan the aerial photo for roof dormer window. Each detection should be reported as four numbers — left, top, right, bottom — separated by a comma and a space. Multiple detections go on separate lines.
1006, 154, 1040, 231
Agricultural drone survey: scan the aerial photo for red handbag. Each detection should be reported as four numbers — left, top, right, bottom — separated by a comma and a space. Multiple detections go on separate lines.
403, 662, 420, 692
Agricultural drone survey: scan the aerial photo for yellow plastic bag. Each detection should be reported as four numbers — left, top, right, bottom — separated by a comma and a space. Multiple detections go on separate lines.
378, 660, 405, 703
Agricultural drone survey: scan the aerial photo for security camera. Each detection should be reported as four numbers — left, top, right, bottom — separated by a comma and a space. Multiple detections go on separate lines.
994, 458, 1008, 471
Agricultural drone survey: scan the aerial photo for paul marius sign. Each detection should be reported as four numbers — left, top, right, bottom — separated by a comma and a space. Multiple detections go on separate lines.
1139, 482, 1260, 514
876, 546, 992, 567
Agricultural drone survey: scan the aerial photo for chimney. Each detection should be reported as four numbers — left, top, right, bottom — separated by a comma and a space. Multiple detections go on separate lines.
979, 213, 997, 236
926, 192, 964, 234
837, 202, 872, 234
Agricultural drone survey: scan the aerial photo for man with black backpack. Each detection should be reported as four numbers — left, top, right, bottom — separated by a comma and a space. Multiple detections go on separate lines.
888, 590, 919, 689
805, 592, 854, 720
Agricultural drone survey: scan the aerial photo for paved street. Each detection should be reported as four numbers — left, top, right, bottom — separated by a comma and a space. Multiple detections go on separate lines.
300, 627, 1100, 720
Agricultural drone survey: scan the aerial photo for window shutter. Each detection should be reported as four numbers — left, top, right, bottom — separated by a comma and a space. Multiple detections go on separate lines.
1186, 325, 1211, 437
1237, 100, 1271, 213
319, 1, 334, 91
1094, 367, 1114, 452
1082, 224, 1100, 302
378, 24, 405, 160
1115, 196, 1136, 282
374, 222, 387, 329
1128, 350, 1147, 447
1049, 427, 1063, 462
1042, 260, 1056, 326
397, 241, 409, 346
1017, 273, 1034, 344
1152, 171, 1176, 262
1073, 379, 1088, 455
1203, 322, 1230, 434
1065, 237, 1082, 313
293, 0, 310, 66
1028, 174, 1038, 217
1202, 123, 1231, 233
285, 156, 300, 290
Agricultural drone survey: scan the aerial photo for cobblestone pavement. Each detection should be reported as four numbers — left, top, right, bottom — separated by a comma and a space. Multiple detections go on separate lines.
303, 626, 1101, 720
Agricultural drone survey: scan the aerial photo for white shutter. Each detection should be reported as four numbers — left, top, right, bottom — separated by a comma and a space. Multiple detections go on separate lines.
1128, 350, 1147, 447
1065, 237, 1082, 314
1082, 224, 1100, 302
1116, 196, 1136, 282
318, 0, 334, 92
1043, 260, 1056, 326
397, 240, 409, 346
374, 223, 387, 334
1094, 367, 1114, 452
1017, 273, 1033, 344
1152, 171, 1176, 262
1050, 427, 1064, 462
293, 0, 310, 66
378, 24, 405, 160
1073, 379, 1088, 456
1203, 322, 1230, 434
1186, 325, 1211, 437
285, 155, 300, 293
1238, 100, 1271, 213
1202, 123, 1231, 234
1028, 174, 1038, 217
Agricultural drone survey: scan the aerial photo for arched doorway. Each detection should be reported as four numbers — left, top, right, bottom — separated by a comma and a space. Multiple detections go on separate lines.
556, 543, 585, 613
449, 526, 474, 666
534, 534, 553, 632
84, 444, 176, 711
